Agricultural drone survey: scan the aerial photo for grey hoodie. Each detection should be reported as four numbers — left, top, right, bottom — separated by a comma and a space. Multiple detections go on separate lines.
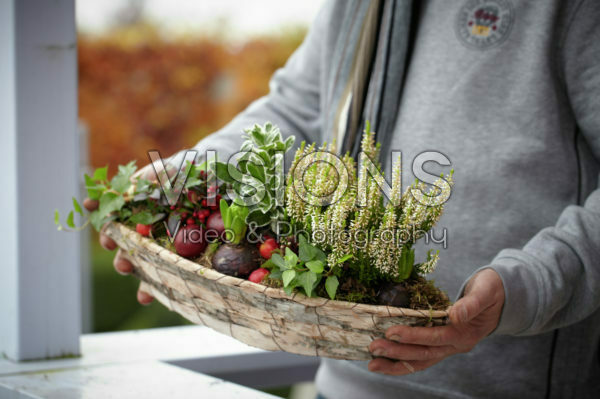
182, 0, 600, 397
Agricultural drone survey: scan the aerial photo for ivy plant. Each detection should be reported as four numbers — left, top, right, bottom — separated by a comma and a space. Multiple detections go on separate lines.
264, 235, 342, 300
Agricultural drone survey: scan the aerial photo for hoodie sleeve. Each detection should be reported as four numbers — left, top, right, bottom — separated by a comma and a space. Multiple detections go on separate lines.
461, 0, 600, 336
166, 1, 335, 168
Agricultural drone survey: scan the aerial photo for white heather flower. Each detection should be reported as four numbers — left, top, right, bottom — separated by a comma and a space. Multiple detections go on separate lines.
419, 250, 440, 274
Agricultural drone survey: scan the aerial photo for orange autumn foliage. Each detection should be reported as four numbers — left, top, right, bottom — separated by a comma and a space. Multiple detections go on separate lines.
78, 26, 305, 174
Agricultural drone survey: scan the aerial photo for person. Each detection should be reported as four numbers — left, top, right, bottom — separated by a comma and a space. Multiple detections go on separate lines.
86, 0, 600, 397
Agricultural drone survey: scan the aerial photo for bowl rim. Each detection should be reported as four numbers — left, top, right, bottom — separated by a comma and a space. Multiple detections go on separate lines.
106, 222, 450, 320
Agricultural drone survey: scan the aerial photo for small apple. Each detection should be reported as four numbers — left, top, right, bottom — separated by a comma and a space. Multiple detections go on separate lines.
206, 211, 225, 236
249, 268, 270, 283
259, 238, 278, 259
136, 223, 152, 237
174, 224, 206, 258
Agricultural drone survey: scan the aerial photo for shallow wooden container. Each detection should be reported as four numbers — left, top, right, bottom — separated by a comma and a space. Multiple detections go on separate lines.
104, 222, 449, 361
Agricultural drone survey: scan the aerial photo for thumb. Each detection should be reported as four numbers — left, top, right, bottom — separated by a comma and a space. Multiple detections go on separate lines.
450, 269, 501, 324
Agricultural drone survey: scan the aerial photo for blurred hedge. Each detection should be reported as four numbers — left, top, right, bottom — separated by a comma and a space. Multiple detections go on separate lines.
81, 24, 306, 332
79, 24, 306, 174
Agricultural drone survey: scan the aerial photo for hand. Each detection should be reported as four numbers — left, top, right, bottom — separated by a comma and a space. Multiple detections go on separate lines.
368, 268, 505, 375
83, 163, 163, 305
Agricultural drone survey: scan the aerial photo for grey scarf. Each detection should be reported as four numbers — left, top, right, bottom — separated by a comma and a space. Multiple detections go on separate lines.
332, 0, 415, 159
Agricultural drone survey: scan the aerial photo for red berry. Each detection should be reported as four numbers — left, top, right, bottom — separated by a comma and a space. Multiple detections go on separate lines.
186, 217, 195, 225
248, 268, 270, 283
136, 224, 152, 237
170, 205, 176, 210
259, 238, 279, 259
201, 199, 207, 207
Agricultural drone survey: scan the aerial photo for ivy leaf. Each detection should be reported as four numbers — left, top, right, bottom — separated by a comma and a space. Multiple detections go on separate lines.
65, 211, 75, 228
111, 161, 137, 193
89, 210, 106, 231
313, 246, 327, 262
84, 174, 105, 200
305, 260, 324, 274
298, 235, 314, 262
136, 178, 153, 193
284, 247, 298, 267
282, 269, 296, 287
260, 258, 275, 270
72, 197, 83, 215
92, 166, 108, 182
270, 253, 287, 270
297, 271, 317, 297
283, 283, 296, 296
98, 192, 125, 219
298, 235, 326, 263
269, 269, 282, 280
325, 275, 339, 300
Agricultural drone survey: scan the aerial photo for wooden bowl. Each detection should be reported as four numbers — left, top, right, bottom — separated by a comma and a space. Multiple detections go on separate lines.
104, 222, 449, 360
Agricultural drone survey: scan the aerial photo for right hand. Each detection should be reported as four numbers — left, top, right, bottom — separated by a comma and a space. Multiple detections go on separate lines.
83, 163, 164, 305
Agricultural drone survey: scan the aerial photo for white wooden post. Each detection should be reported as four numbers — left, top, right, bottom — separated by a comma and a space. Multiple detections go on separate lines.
0, 0, 81, 360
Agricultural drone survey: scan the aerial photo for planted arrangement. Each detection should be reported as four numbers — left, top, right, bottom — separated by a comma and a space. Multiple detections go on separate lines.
57, 122, 453, 311
56, 122, 455, 359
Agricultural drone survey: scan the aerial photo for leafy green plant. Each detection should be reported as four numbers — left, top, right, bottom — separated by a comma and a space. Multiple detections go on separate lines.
212, 122, 294, 232
55, 161, 165, 231
219, 199, 249, 245
264, 235, 341, 299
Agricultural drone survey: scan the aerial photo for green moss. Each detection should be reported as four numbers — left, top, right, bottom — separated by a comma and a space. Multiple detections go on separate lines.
405, 276, 450, 310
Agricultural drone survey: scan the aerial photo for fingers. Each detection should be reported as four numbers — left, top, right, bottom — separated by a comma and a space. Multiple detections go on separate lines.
133, 163, 157, 182
137, 282, 154, 305
113, 249, 134, 275
83, 198, 99, 211
368, 357, 438, 376
99, 233, 117, 251
384, 325, 459, 347
137, 288, 154, 305
450, 268, 504, 325
450, 294, 483, 324
134, 162, 177, 183
369, 338, 454, 361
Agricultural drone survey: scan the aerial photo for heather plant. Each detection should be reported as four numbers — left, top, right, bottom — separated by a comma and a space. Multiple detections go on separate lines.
286, 123, 453, 291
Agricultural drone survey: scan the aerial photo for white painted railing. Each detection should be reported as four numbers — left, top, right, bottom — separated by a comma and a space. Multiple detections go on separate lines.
0, 0, 81, 361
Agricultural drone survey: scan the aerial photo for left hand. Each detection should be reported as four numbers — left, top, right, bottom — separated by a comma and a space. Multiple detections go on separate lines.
368, 268, 505, 375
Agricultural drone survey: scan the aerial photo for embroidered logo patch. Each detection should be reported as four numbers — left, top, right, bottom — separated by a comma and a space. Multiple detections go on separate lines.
456, 0, 514, 50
